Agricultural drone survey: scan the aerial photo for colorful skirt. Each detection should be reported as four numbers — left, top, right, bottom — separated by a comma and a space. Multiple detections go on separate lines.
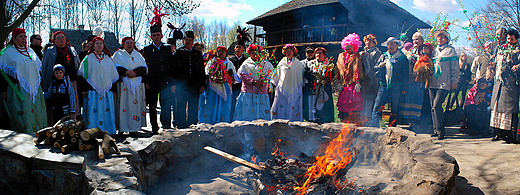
83, 90, 117, 134
234, 92, 270, 121
115, 82, 147, 132
337, 83, 363, 113
198, 83, 233, 124
3, 84, 47, 133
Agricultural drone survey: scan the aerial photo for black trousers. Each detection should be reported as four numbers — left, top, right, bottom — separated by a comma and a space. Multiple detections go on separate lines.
146, 85, 161, 130
175, 90, 199, 129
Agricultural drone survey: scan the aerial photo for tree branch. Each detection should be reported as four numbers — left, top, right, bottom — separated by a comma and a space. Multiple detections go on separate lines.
5, 0, 40, 33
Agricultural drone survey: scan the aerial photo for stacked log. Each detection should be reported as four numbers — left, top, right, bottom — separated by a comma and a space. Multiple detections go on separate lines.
33, 115, 120, 159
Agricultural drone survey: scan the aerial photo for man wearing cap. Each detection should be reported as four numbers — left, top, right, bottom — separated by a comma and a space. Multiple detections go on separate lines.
229, 39, 247, 118
360, 34, 382, 125
171, 31, 205, 128
141, 24, 174, 134
429, 30, 459, 140
301, 46, 316, 122
370, 37, 409, 127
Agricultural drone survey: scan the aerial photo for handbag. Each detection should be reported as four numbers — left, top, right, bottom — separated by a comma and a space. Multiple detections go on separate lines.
444, 90, 466, 126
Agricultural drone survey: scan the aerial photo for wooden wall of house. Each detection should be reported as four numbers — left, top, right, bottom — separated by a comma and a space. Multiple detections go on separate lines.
262, 3, 352, 46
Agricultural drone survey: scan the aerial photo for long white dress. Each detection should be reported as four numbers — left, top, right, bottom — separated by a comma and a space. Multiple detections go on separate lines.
112, 49, 148, 132
271, 57, 305, 121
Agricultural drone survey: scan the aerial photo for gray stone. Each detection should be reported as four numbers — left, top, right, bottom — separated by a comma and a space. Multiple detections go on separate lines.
32, 170, 56, 189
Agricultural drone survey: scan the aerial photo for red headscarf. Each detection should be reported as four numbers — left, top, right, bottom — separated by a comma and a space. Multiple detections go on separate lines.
119, 37, 139, 52
88, 37, 111, 56
8, 28, 26, 46
217, 46, 227, 53
52, 31, 71, 46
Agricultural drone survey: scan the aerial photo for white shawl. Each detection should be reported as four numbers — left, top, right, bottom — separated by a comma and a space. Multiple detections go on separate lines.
0, 45, 42, 103
272, 57, 304, 97
112, 49, 148, 94
78, 53, 119, 96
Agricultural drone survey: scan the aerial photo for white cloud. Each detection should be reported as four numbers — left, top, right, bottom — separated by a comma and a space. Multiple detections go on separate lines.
412, 0, 460, 13
188, 0, 252, 19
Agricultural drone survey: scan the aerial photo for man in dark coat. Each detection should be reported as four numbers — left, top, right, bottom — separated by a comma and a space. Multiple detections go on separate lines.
141, 24, 174, 134
229, 39, 247, 118
171, 31, 206, 128
490, 29, 520, 143
29, 34, 43, 60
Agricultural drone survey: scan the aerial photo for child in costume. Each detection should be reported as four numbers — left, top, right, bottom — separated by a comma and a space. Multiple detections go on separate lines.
44, 65, 76, 123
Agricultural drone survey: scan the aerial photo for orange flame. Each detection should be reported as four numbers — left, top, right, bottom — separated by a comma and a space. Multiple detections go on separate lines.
252, 154, 257, 164
294, 124, 356, 194
271, 140, 285, 156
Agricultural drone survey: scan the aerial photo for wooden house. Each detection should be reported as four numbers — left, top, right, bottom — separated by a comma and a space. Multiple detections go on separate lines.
246, 0, 431, 60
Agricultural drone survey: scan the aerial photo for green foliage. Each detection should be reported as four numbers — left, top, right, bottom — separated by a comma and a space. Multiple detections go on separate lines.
422, 12, 459, 48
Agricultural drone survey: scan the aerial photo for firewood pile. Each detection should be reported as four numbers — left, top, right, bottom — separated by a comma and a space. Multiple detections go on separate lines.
34, 115, 120, 159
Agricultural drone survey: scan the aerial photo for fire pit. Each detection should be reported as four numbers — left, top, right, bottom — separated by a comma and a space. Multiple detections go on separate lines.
149, 120, 459, 195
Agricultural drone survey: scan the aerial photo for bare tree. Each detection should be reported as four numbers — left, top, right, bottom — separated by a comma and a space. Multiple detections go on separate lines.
129, 0, 145, 42
107, 0, 123, 40
84, 0, 105, 30
1, 0, 41, 49
477, 0, 520, 30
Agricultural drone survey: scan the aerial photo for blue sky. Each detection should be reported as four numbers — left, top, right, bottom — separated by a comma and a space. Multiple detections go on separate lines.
187, 0, 490, 48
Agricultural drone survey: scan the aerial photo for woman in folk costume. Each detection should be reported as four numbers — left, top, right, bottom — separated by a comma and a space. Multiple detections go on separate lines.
399, 42, 434, 125
490, 29, 520, 143
336, 33, 365, 125
271, 44, 305, 121
429, 30, 459, 140
78, 37, 119, 134
234, 44, 274, 121
0, 28, 47, 132
199, 46, 237, 124
303, 47, 335, 123
41, 31, 81, 122
112, 37, 148, 136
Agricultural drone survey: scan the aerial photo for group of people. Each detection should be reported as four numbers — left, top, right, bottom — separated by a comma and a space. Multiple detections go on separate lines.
1, 22, 520, 144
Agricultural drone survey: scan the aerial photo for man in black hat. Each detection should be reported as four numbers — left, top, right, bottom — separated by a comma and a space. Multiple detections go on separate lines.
171, 30, 205, 128
229, 39, 247, 117
141, 24, 174, 134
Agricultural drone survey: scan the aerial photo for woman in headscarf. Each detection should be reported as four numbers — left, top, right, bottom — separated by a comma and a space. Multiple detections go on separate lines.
303, 47, 335, 123
271, 44, 305, 121
199, 46, 237, 124
234, 44, 274, 121
112, 37, 148, 136
0, 28, 47, 132
41, 31, 81, 121
337, 33, 365, 125
78, 37, 119, 134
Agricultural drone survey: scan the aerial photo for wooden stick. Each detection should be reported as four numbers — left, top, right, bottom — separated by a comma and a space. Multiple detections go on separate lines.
204, 146, 264, 171
97, 141, 104, 159
61, 144, 78, 153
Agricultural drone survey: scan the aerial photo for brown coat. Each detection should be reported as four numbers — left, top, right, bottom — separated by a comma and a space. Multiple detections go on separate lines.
336, 52, 364, 86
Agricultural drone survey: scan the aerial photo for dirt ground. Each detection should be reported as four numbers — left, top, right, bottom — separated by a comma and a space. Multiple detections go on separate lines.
430, 126, 520, 195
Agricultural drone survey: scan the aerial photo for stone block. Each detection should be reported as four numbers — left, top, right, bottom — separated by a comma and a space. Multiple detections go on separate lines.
32, 170, 56, 190
253, 138, 265, 153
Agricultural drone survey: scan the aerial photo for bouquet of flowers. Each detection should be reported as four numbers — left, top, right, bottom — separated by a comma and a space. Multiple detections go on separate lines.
204, 50, 231, 84
309, 57, 335, 83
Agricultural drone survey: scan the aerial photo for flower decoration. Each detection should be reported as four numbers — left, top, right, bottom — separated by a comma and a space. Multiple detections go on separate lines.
282, 44, 298, 55
341, 33, 361, 53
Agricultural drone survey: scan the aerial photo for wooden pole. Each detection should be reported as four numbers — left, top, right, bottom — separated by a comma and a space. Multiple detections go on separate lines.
204, 146, 264, 171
